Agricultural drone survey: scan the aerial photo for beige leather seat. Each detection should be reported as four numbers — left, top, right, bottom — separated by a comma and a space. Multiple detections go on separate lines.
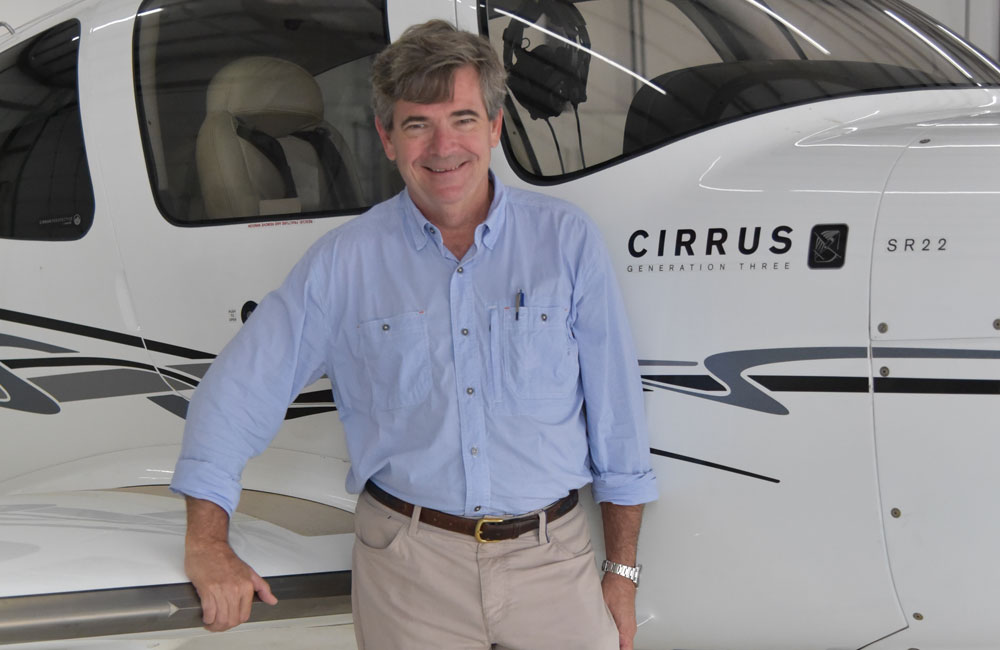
196, 56, 363, 219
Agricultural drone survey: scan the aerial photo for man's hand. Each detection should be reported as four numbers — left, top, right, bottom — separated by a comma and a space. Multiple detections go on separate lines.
600, 502, 643, 649
602, 572, 637, 649
184, 496, 278, 631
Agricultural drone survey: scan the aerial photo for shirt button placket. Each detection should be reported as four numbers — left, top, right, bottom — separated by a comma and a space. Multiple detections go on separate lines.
451, 260, 488, 515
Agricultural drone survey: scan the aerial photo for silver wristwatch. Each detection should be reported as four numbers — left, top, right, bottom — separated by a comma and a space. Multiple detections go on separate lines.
602, 560, 641, 587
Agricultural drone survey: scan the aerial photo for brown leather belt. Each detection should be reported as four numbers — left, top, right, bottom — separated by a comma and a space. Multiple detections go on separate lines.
364, 480, 579, 543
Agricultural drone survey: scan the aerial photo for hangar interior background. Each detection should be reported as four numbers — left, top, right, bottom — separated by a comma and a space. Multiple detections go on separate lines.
909, 0, 1000, 58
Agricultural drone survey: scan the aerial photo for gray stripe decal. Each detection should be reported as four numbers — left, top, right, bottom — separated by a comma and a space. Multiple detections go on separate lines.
654, 347, 868, 415
873, 347, 1000, 359
638, 359, 699, 366
166, 362, 212, 379
0, 364, 59, 414
148, 394, 189, 419
0, 335, 75, 354
30, 369, 171, 403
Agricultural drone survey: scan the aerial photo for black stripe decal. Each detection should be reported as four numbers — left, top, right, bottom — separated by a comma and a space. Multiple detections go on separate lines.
750, 375, 870, 393
293, 389, 335, 404
875, 377, 1000, 394
1, 357, 199, 388
644, 374, 1000, 396
0, 571, 351, 644
285, 406, 338, 420
650, 448, 780, 483
0, 309, 212, 360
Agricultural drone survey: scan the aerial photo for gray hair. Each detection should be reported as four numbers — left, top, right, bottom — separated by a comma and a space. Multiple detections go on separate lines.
371, 20, 507, 130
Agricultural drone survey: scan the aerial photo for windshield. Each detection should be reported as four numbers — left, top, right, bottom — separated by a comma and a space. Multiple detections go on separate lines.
482, 0, 1000, 178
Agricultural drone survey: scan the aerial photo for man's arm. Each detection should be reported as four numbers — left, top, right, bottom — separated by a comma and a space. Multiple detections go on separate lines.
184, 496, 278, 632
600, 502, 644, 650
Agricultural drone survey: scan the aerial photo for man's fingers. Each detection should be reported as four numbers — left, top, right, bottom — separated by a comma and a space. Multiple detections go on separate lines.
239, 588, 254, 624
199, 590, 217, 626
251, 571, 279, 605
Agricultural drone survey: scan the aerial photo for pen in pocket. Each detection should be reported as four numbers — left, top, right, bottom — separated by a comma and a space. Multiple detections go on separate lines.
515, 289, 524, 320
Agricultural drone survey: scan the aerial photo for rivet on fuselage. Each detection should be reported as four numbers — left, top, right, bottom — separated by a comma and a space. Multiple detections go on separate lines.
878, 322, 888, 334
891, 508, 901, 518
880, 367, 890, 377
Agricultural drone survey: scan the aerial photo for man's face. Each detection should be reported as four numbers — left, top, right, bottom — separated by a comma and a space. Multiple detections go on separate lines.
375, 65, 502, 222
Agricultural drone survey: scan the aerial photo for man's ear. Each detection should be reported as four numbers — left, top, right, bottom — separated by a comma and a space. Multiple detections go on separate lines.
489, 108, 503, 148
375, 116, 396, 161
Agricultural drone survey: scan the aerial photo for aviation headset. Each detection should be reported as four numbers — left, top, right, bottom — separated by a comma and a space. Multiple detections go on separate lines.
501, 0, 591, 120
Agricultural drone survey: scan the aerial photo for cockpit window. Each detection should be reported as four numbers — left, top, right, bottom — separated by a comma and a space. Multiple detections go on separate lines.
133, 0, 403, 225
482, 0, 1000, 180
0, 21, 94, 241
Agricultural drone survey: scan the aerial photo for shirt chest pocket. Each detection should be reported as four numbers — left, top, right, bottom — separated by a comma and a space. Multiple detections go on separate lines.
358, 312, 431, 410
503, 306, 578, 399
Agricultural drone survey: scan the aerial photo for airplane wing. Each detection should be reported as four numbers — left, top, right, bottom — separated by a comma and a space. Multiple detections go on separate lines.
0, 489, 355, 647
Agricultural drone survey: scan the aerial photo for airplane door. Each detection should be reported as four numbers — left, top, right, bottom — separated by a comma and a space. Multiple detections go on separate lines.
868, 114, 1000, 649
83, 0, 408, 501
0, 10, 171, 494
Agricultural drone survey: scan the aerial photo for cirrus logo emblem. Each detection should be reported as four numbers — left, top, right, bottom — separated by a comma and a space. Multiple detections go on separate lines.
808, 224, 848, 269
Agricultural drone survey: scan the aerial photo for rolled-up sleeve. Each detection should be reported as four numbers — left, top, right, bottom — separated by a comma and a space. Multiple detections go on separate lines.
170, 242, 332, 516
571, 218, 658, 506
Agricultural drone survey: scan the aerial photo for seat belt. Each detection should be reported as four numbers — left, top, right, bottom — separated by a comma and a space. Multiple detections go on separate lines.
234, 118, 297, 199
292, 127, 358, 207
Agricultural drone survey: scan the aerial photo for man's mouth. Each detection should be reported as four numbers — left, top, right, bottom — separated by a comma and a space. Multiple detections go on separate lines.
425, 162, 465, 173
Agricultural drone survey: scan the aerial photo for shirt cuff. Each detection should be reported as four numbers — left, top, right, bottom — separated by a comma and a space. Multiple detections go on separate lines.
170, 458, 242, 517
591, 470, 658, 505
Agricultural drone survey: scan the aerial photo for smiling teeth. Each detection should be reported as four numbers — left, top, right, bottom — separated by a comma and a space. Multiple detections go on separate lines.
430, 165, 461, 172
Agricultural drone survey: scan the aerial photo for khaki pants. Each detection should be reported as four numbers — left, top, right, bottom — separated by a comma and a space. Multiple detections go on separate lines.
351, 489, 619, 649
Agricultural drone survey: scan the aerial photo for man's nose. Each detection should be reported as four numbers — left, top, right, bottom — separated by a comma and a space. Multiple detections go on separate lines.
429, 124, 458, 155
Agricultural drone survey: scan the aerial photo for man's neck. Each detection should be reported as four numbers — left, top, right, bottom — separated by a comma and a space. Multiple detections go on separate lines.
418, 178, 494, 261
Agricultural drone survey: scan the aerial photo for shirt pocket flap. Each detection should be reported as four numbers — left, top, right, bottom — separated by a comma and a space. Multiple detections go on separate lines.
358, 311, 431, 410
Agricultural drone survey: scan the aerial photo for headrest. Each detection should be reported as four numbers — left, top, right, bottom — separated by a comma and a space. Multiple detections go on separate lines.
205, 56, 323, 136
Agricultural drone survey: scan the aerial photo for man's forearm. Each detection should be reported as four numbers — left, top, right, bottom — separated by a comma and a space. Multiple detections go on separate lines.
601, 502, 643, 566
600, 502, 644, 649
183, 495, 278, 631
185, 496, 231, 548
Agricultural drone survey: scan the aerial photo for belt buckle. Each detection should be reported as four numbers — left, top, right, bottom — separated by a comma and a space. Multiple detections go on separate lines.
474, 516, 505, 543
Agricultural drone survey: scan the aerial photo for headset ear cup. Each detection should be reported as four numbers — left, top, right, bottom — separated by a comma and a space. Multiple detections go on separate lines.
508, 45, 569, 119
499, 0, 591, 120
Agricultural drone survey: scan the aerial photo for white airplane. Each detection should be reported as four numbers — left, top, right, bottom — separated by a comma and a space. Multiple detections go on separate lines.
2, 0, 1000, 648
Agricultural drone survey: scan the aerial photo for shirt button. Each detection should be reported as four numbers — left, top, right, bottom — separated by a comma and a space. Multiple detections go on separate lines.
381, 323, 390, 331
470, 446, 479, 456
461, 328, 469, 336
456, 266, 464, 274
466, 387, 475, 395
428, 226, 436, 234
475, 506, 482, 512
541, 313, 548, 321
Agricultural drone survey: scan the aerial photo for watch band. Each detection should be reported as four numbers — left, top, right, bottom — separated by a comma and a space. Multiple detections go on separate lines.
601, 560, 641, 587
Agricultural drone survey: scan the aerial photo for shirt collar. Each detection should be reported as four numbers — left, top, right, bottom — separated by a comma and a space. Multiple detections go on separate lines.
401, 171, 508, 252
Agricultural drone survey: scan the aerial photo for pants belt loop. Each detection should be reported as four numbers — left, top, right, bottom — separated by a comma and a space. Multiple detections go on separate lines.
409, 504, 422, 536
537, 508, 549, 546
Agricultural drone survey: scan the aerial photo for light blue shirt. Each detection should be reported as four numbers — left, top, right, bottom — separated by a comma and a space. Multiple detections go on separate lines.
171, 175, 657, 517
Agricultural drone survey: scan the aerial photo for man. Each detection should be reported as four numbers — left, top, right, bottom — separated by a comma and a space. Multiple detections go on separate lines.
172, 19, 656, 650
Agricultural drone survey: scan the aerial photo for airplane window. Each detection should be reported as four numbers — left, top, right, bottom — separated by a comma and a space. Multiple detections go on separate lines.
133, 0, 403, 224
0, 21, 94, 241
482, 0, 1000, 180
